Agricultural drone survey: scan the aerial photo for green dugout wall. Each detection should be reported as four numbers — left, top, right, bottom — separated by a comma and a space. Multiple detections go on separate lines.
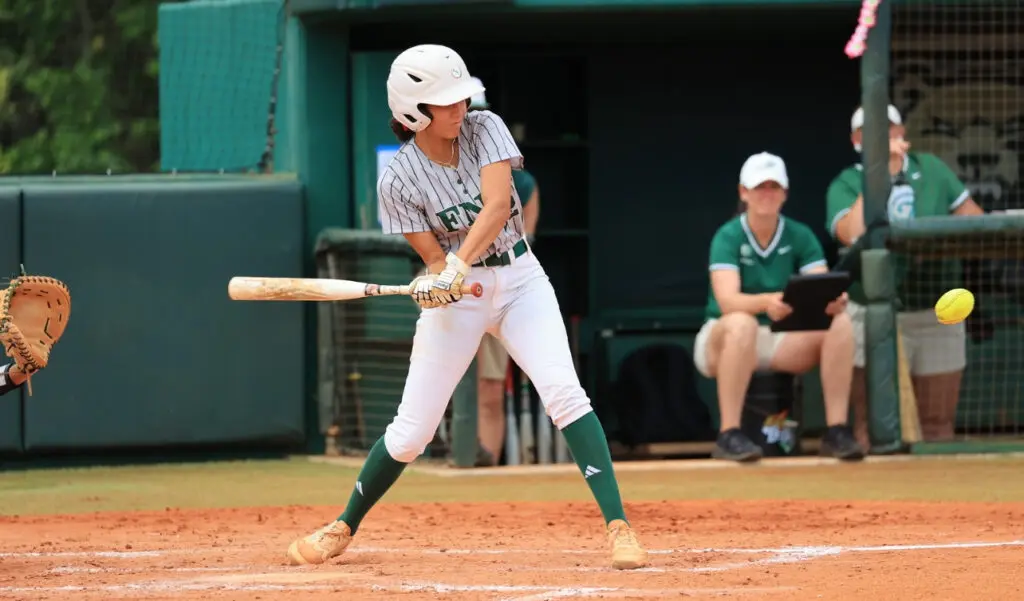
0, 187, 22, 452
0, 176, 306, 455
158, 0, 869, 445
159, 0, 864, 308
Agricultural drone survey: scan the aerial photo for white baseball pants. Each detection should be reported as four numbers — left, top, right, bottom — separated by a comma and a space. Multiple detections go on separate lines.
383, 250, 594, 463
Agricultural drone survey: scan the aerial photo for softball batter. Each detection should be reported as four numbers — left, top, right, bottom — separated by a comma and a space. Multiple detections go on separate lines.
286, 44, 647, 570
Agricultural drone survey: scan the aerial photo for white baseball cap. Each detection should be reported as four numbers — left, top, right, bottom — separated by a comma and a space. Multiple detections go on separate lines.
850, 104, 902, 132
468, 77, 489, 109
739, 152, 789, 190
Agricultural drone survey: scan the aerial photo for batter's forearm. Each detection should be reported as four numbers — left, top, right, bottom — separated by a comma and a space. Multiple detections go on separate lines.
456, 204, 511, 265
404, 232, 447, 273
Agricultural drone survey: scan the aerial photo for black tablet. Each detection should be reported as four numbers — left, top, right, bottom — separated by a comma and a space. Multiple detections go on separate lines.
769, 271, 853, 333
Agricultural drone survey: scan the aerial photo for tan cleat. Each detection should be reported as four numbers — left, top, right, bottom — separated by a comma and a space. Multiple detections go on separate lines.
286, 520, 353, 565
607, 519, 648, 570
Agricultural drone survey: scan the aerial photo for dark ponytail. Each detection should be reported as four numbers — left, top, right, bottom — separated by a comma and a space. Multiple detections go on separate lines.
390, 118, 415, 143
735, 201, 747, 215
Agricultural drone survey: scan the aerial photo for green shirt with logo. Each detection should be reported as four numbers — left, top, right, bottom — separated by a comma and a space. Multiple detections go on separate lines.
705, 214, 828, 326
824, 152, 970, 309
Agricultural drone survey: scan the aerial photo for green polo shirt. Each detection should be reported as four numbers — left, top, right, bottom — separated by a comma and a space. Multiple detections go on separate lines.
824, 152, 970, 309
705, 214, 827, 326
512, 169, 535, 207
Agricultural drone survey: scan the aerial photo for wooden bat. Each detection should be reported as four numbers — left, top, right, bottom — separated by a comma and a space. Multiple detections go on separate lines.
896, 326, 922, 444
228, 277, 483, 302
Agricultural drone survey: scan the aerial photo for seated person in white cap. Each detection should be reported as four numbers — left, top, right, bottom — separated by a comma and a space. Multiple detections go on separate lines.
466, 76, 542, 466
825, 104, 984, 448
695, 152, 865, 462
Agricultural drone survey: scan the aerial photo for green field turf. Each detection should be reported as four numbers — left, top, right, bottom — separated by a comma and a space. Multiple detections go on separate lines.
2, 455, 1024, 516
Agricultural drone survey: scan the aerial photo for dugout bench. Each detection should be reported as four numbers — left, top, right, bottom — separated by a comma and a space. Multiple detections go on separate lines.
585, 310, 828, 460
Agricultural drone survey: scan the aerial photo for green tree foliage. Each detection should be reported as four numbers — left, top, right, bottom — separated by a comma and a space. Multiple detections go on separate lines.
0, 0, 160, 175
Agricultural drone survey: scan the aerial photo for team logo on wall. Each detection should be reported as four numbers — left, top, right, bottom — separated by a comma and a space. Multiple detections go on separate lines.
891, 11, 1024, 315
891, 23, 1024, 212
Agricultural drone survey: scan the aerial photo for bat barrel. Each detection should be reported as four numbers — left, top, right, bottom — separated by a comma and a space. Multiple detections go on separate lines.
228, 277, 484, 301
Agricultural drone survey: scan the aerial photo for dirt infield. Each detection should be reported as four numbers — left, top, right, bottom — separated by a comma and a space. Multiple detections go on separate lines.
3, 499, 1023, 600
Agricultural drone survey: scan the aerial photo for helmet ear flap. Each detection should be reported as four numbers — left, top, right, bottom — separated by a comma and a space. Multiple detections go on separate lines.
401, 104, 432, 131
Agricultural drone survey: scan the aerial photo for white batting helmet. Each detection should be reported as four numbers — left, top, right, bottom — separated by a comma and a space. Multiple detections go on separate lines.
386, 44, 485, 132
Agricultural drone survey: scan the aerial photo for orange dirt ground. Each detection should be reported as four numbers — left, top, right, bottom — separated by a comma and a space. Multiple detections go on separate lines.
2, 500, 1023, 600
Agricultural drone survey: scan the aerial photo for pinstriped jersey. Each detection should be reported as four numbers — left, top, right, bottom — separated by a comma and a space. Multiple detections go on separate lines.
377, 110, 525, 263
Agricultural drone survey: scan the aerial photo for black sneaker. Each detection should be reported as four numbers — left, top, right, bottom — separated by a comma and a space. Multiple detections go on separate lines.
819, 425, 866, 461
712, 428, 763, 462
474, 444, 497, 467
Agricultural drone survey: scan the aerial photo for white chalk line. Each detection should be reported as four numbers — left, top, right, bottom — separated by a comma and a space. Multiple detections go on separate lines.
498, 587, 801, 601
8, 540, 1024, 565
3, 539, 1021, 599
386, 582, 797, 600
47, 565, 247, 575
0, 550, 808, 599
0, 546, 246, 559
5, 539, 1022, 560
344, 539, 1024, 557
0, 583, 341, 593
0, 582, 791, 597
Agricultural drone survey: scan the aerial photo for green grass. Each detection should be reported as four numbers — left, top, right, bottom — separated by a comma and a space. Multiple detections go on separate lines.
2, 455, 1024, 516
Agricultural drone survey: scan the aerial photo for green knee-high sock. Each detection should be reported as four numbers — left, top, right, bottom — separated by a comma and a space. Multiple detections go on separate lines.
560, 411, 628, 524
337, 436, 406, 534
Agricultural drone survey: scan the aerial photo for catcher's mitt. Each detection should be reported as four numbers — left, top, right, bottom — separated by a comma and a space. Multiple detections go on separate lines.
0, 275, 71, 390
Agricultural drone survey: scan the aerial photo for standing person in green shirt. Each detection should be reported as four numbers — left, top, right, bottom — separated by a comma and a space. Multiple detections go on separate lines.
825, 104, 984, 448
466, 78, 541, 466
695, 152, 865, 463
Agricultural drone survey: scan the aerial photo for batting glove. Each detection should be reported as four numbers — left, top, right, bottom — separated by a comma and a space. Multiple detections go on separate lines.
409, 275, 443, 310
432, 252, 470, 304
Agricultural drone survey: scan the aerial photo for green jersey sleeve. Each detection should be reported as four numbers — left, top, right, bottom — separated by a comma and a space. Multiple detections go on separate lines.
794, 222, 828, 273
825, 167, 861, 239
708, 222, 740, 272
925, 153, 970, 212
512, 169, 536, 207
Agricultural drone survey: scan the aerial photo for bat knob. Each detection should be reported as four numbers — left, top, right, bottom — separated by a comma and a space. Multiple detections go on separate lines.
469, 282, 484, 297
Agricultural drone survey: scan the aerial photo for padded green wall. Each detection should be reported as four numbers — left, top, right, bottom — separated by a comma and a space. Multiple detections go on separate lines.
0, 187, 22, 452
19, 178, 306, 451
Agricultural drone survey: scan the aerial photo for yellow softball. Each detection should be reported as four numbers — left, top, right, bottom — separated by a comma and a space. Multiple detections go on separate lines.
934, 288, 975, 325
